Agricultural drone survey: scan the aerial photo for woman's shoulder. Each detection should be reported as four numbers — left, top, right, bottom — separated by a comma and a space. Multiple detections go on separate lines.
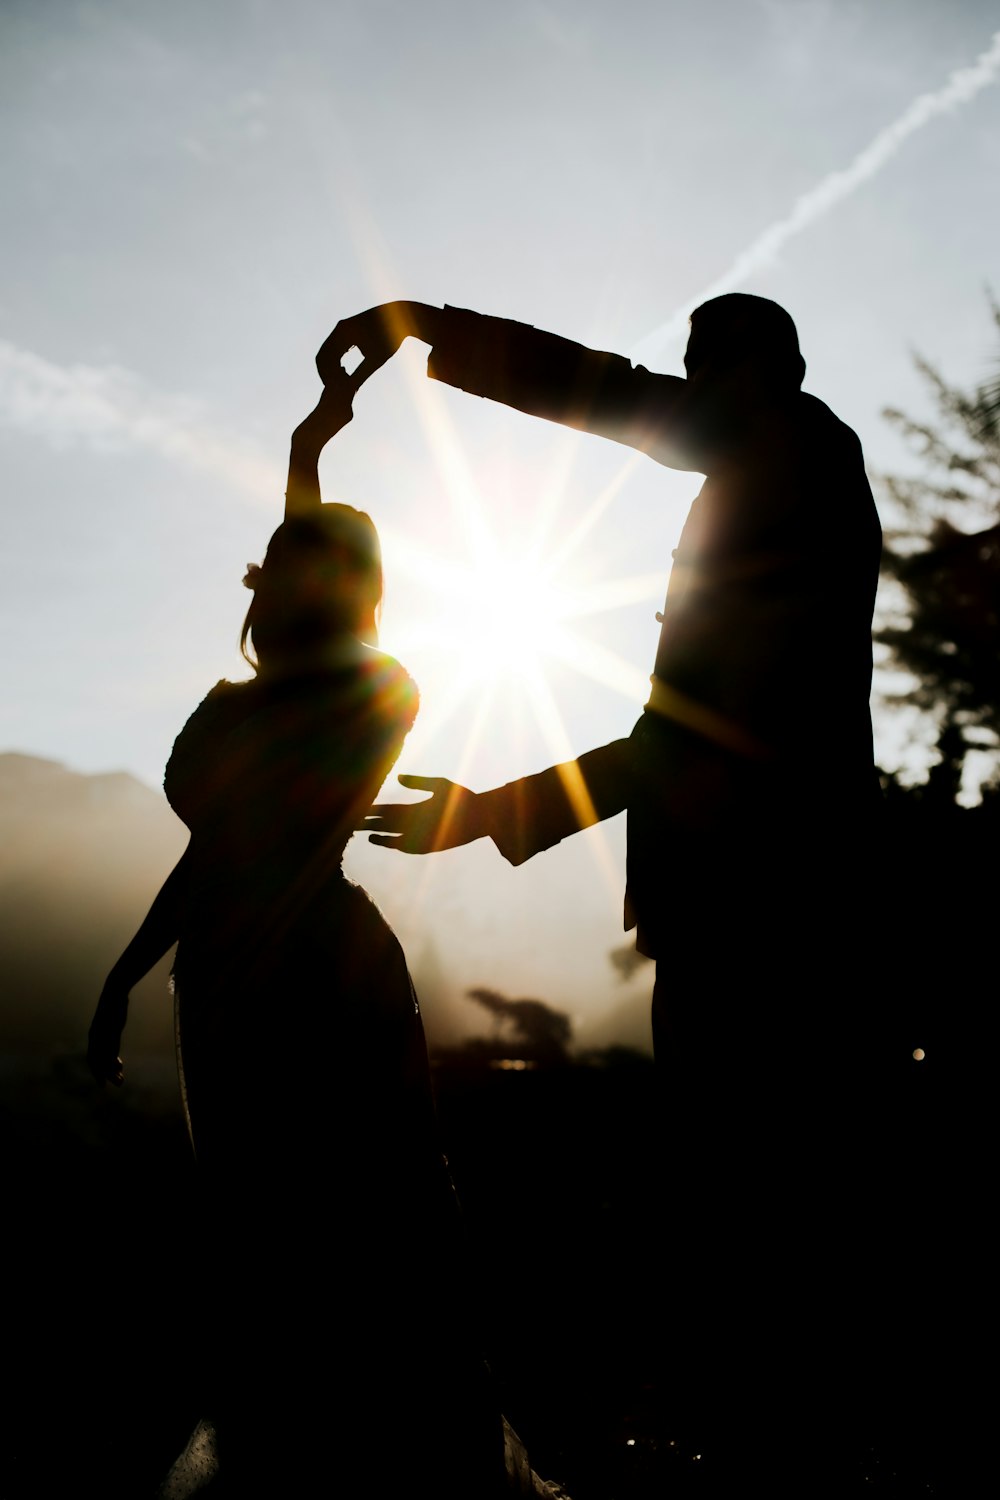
173, 678, 256, 743
361, 647, 418, 697
163, 678, 256, 819
192, 677, 253, 709
346, 648, 419, 730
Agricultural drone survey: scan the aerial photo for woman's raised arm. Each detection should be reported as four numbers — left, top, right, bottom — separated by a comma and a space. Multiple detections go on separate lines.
284, 369, 359, 519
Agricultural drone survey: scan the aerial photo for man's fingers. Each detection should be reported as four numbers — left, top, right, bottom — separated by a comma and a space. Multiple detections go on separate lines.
364, 776, 466, 855
396, 774, 451, 794
363, 804, 419, 832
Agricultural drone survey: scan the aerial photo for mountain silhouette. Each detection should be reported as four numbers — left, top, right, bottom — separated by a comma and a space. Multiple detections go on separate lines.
0, 752, 186, 1056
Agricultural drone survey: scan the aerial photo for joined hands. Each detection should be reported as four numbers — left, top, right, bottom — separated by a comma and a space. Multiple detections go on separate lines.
317, 303, 411, 392
316, 301, 441, 396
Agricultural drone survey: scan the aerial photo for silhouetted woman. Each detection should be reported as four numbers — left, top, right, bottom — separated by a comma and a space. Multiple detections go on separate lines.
87, 375, 510, 1496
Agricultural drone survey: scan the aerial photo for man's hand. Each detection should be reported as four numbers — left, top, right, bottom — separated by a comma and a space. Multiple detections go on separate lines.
87, 978, 129, 1087
363, 774, 488, 853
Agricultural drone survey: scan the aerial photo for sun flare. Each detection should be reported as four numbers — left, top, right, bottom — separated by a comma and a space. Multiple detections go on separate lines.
429, 551, 574, 682
346, 318, 665, 887
380, 498, 662, 779
377, 515, 653, 902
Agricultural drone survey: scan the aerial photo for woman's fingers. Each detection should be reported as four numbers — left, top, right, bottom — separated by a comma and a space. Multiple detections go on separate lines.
88, 988, 129, 1085
310, 377, 356, 434
86, 1040, 124, 1087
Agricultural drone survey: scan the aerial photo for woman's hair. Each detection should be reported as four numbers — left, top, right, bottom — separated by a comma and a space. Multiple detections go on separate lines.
240, 504, 383, 671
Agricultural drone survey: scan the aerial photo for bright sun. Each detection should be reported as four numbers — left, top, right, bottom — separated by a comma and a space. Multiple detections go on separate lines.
381, 505, 661, 768
333, 336, 681, 900
432, 551, 573, 680
364, 346, 665, 788
379, 513, 659, 900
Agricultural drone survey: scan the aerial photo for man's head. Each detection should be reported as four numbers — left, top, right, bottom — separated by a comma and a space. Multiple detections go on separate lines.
685, 294, 806, 390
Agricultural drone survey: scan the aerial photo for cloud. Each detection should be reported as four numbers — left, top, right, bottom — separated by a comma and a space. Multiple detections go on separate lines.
0, 339, 280, 499
631, 28, 1000, 364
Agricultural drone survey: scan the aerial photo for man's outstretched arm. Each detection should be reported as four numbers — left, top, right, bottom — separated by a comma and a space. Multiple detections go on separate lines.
363, 739, 632, 865
317, 302, 700, 470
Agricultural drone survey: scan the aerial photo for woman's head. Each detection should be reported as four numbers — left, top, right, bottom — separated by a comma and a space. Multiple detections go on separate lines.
240, 504, 383, 671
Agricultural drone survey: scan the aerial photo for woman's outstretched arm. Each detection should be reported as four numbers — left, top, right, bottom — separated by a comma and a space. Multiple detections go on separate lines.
284, 368, 358, 519
86, 847, 191, 1086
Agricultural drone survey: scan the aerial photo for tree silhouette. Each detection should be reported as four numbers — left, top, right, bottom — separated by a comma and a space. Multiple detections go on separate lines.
607, 942, 652, 983
872, 307, 1000, 1093
876, 298, 1000, 802
465, 987, 573, 1067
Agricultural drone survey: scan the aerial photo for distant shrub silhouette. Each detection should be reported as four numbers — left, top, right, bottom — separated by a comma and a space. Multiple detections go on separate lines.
877, 297, 1000, 803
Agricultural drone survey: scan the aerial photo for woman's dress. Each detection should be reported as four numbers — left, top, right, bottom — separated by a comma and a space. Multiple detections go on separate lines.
158, 652, 508, 1496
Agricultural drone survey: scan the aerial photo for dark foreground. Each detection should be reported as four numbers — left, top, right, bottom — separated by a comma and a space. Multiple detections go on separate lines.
3, 1050, 978, 1498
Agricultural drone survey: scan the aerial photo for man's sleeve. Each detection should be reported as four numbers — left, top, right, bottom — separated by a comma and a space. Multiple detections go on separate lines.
479, 738, 632, 866
426, 307, 697, 470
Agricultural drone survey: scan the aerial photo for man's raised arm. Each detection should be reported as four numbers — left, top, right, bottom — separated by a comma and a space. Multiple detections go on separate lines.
317, 302, 698, 470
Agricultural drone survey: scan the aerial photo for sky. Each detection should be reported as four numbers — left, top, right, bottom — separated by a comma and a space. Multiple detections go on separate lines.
2, 0, 999, 1050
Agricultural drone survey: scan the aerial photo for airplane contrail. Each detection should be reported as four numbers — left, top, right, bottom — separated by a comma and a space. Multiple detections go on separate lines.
630, 28, 1000, 365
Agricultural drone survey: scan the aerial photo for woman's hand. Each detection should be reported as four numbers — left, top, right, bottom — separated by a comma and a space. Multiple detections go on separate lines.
87, 978, 129, 1087
291, 369, 357, 449
362, 774, 488, 853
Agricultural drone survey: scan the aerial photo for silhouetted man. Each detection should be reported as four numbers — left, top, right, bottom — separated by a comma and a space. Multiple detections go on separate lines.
322, 295, 886, 1492
323, 294, 881, 997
